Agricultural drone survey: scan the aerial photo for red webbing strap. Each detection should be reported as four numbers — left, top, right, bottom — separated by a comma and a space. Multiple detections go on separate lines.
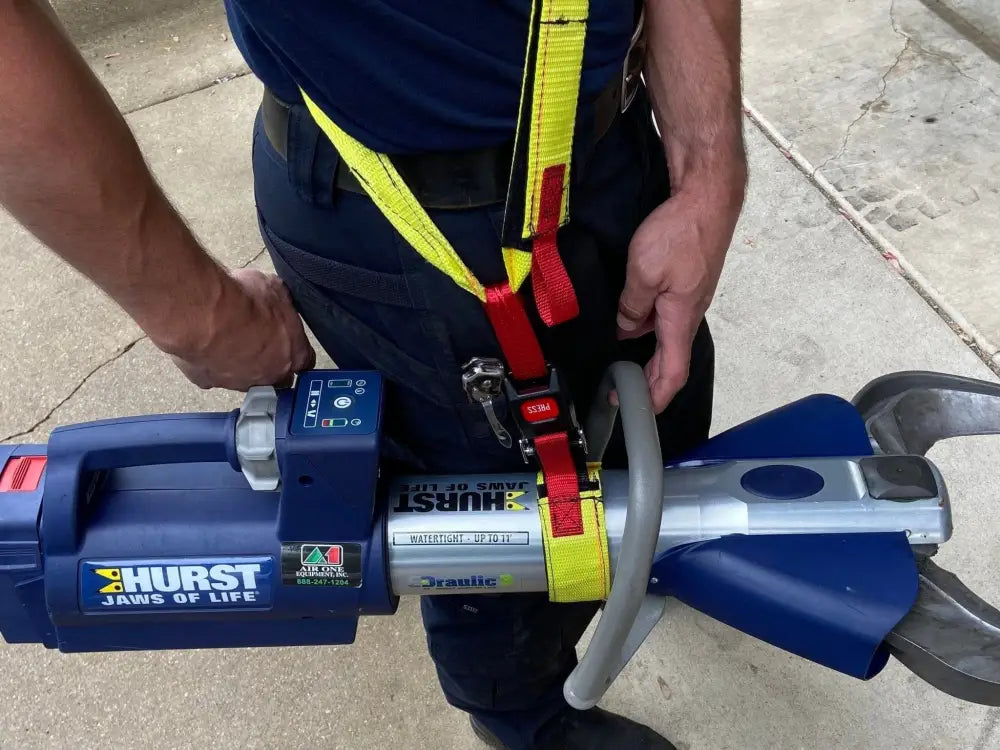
534, 433, 585, 537
531, 164, 579, 326
484, 280, 584, 541
484, 283, 547, 381
484, 168, 583, 540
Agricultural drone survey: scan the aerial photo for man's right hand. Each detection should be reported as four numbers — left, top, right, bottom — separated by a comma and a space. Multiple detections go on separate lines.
157, 268, 316, 392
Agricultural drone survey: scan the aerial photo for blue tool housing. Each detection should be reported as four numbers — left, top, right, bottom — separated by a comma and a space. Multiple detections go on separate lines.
0, 377, 920, 683
0, 370, 396, 652
653, 394, 918, 681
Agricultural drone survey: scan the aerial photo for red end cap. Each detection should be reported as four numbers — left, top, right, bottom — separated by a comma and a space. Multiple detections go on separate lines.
520, 397, 560, 424
0, 456, 47, 493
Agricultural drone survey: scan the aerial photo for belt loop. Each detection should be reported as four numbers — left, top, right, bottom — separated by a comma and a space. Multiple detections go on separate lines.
285, 104, 320, 206
312, 121, 341, 208
285, 103, 343, 208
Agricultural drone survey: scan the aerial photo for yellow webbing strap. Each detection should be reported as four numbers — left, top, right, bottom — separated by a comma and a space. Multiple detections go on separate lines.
300, 91, 486, 302
522, 0, 588, 238
299, 0, 588, 299
537, 463, 611, 602
502, 247, 534, 293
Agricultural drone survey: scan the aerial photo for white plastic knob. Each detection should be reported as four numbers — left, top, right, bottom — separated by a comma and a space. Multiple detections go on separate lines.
235, 386, 280, 491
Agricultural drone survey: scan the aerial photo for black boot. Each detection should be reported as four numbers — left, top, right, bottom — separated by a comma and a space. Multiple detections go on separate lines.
471, 707, 677, 749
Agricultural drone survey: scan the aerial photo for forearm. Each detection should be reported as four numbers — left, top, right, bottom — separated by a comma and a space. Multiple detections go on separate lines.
0, 0, 225, 351
642, 0, 747, 202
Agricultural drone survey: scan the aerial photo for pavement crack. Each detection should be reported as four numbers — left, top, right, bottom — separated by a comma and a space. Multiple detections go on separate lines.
1, 337, 145, 443
816, 0, 999, 176
121, 69, 253, 116
2, 251, 270, 443
813, 0, 1000, 175
935, 56, 996, 98
812, 91, 880, 175
241, 247, 268, 268
892, 4, 1000, 100
814, 5, 909, 175
915, 0, 1000, 66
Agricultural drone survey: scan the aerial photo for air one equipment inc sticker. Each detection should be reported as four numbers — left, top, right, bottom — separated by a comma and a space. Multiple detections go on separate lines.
281, 542, 363, 588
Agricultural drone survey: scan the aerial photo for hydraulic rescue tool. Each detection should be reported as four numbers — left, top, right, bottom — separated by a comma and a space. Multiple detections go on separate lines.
2, 363, 1000, 709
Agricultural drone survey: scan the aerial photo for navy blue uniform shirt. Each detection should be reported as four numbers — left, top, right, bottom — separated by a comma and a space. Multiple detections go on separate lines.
224, 0, 635, 154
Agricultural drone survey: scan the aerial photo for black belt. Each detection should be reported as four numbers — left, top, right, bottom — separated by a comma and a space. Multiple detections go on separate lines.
261, 22, 644, 210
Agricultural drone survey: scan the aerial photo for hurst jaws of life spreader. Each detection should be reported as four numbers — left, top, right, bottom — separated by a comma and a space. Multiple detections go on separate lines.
1, 363, 1000, 709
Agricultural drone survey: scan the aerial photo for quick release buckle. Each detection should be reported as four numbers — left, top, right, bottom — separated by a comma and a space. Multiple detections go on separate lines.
504, 367, 588, 465
462, 357, 514, 449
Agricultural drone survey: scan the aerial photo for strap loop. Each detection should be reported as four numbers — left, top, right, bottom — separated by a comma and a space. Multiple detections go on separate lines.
530, 164, 579, 325
538, 463, 611, 602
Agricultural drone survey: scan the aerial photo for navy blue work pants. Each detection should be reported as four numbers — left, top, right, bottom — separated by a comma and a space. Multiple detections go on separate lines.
252, 87, 715, 749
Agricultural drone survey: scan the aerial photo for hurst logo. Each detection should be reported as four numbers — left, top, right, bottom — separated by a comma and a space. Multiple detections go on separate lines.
94, 563, 263, 593
393, 489, 529, 513
81, 557, 273, 611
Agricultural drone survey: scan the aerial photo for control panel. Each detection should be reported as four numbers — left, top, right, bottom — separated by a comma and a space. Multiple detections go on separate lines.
290, 373, 381, 437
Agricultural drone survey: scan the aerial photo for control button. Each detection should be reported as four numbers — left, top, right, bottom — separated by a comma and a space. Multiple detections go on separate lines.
520, 396, 560, 424
740, 464, 825, 501
356, 379, 367, 387
859, 456, 937, 501
333, 396, 353, 409
355, 388, 365, 395
351, 418, 362, 426
303, 379, 324, 429
321, 418, 349, 428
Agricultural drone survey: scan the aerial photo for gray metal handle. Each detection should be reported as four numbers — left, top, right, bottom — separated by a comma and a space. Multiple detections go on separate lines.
564, 361, 664, 709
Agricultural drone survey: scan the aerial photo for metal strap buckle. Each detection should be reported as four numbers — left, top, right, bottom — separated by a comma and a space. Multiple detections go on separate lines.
461, 357, 513, 448
621, 8, 647, 113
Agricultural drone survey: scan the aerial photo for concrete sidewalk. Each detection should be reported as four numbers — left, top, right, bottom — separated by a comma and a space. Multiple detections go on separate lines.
52, 0, 247, 113
2, 4, 1000, 749
743, 0, 1000, 366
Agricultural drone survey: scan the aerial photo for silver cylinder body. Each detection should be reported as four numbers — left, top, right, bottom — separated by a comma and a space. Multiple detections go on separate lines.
385, 457, 952, 596
386, 474, 545, 595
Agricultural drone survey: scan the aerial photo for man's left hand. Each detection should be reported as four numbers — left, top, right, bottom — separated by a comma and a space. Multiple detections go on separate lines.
616, 177, 744, 413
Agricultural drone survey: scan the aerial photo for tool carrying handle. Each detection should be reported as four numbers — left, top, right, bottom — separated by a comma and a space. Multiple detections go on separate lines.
564, 361, 664, 709
42, 412, 239, 554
